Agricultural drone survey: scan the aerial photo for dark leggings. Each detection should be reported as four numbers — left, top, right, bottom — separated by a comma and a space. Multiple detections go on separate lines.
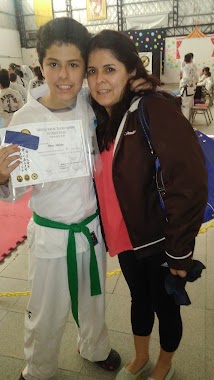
118, 251, 182, 352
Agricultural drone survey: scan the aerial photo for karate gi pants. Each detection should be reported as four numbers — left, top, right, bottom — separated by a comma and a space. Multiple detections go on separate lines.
181, 88, 194, 120
22, 218, 110, 380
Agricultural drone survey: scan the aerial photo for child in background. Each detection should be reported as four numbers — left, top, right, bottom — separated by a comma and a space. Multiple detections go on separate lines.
29, 65, 45, 89
9, 72, 27, 103
8, 63, 23, 85
21, 65, 34, 84
0, 69, 24, 127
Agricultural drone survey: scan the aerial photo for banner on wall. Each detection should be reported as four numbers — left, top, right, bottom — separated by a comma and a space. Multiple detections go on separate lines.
139, 52, 152, 74
33, 0, 53, 27
86, 0, 107, 21
126, 14, 168, 30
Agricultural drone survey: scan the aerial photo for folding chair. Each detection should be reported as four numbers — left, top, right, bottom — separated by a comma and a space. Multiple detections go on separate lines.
191, 104, 213, 126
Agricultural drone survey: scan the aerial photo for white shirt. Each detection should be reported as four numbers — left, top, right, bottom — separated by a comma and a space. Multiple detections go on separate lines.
1, 84, 97, 224
204, 77, 214, 93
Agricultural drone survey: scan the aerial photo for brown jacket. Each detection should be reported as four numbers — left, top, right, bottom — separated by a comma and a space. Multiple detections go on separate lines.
112, 94, 208, 270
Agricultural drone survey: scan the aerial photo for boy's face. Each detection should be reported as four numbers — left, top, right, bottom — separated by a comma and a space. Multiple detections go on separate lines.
41, 43, 85, 108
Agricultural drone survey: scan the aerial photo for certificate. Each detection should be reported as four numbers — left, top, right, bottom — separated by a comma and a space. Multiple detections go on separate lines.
2, 120, 90, 188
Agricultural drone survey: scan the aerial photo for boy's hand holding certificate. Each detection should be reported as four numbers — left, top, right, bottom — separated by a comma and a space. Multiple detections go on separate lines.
1, 121, 90, 188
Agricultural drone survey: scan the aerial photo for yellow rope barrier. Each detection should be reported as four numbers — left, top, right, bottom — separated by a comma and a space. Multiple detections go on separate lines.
0, 291, 30, 297
1, 219, 214, 298
198, 220, 214, 234
106, 269, 121, 278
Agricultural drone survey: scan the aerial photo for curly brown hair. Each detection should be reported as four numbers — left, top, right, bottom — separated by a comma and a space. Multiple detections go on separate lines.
36, 17, 91, 67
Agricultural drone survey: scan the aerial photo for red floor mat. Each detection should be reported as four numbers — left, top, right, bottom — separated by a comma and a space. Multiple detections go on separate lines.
0, 191, 32, 263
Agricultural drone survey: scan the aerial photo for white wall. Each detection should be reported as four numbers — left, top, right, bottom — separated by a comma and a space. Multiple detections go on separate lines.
161, 35, 214, 84
0, 28, 23, 69
22, 48, 39, 68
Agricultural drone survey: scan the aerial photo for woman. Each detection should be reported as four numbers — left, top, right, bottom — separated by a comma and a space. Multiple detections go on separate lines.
87, 30, 207, 380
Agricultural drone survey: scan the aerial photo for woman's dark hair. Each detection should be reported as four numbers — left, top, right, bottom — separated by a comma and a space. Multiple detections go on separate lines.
33, 66, 44, 81
19, 70, 24, 78
87, 29, 159, 152
36, 17, 91, 67
9, 63, 21, 77
9, 63, 17, 71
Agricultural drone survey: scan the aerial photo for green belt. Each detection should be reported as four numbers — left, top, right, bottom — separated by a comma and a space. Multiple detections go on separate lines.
33, 210, 101, 327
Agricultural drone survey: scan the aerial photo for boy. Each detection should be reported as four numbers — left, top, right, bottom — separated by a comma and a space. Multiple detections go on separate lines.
180, 53, 198, 120
0, 17, 120, 380
0, 69, 24, 127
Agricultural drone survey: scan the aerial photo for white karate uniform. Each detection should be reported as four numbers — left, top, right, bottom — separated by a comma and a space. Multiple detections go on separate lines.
21, 65, 34, 83
29, 77, 45, 89
20, 77, 29, 89
0, 87, 24, 127
180, 63, 198, 120
0, 84, 110, 380
10, 82, 27, 103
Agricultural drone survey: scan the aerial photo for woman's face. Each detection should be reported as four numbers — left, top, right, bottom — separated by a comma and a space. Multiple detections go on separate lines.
87, 48, 134, 115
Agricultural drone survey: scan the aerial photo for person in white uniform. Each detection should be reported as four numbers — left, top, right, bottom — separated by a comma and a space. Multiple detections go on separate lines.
21, 64, 34, 84
8, 63, 23, 86
10, 72, 27, 103
0, 69, 24, 127
0, 17, 121, 380
180, 53, 198, 120
29, 66, 45, 89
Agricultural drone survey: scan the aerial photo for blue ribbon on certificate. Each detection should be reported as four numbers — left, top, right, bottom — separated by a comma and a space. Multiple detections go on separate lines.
5, 130, 39, 150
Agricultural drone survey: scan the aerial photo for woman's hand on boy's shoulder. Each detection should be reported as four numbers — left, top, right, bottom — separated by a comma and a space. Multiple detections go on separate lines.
0, 145, 20, 185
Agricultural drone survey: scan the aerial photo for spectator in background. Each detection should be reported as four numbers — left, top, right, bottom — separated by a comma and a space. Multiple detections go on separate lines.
8, 63, 23, 86
21, 64, 34, 83
201, 71, 214, 105
195, 68, 213, 104
18, 70, 29, 89
203, 71, 214, 93
29, 66, 45, 89
9, 73, 27, 103
198, 67, 210, 84
180, 53, 198, 119
0, 69, 24, 127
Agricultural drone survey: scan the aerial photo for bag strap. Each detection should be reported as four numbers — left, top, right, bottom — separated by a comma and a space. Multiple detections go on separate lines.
138, 95, 163, 174
138, 96, 155, 156
138, 94, 166, 213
